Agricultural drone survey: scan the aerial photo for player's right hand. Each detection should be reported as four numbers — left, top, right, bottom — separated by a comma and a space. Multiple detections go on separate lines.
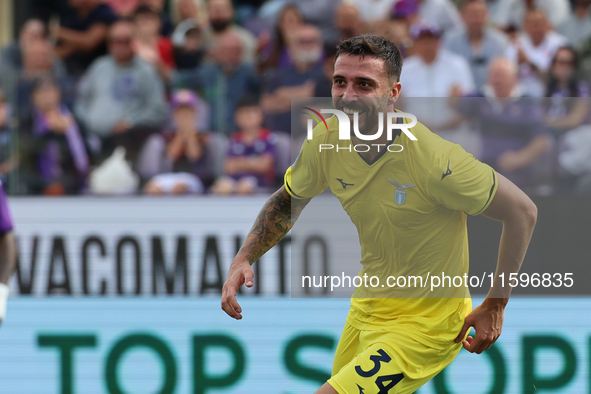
221, 258, 255, 320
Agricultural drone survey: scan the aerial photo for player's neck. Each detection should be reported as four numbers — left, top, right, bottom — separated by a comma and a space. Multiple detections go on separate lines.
351, 132, 391, 162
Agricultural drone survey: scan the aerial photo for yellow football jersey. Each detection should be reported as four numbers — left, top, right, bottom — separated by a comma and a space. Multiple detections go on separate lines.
285, 113, 498, 348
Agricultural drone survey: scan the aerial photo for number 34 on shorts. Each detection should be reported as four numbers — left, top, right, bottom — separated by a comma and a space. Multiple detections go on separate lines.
328, 342, 420, 394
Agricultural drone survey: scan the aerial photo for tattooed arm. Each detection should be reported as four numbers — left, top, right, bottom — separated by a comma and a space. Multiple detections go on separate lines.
221, 186, 310, 319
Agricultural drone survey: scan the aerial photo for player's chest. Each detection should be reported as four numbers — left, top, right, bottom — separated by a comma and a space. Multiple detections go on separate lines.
324, 153, 435, 220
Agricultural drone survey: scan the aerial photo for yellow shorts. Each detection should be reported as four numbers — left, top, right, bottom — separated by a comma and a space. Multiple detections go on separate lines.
327, 322, 463, 394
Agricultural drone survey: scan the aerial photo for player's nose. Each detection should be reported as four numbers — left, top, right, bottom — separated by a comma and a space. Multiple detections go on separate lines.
341, 86, 359, 104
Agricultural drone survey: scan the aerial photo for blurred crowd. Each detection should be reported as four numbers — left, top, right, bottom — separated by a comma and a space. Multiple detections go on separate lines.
0, 0, 591, 196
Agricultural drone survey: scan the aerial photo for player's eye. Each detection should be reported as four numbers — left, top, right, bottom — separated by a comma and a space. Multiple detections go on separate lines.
359, 82, 371, 88
334, 79, 345, 85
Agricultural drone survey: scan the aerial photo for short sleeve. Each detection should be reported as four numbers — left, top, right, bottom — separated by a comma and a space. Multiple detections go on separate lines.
426, 144, 498, 216
284, 137, 328, 200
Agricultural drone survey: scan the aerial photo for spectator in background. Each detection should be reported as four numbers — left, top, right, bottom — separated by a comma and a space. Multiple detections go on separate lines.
261, 24, 324, 133
103, 0, 139, 17
171, 0, 207, 27
506, 9, 567, 96
76, 20, 168, 165
379, 0, 418, 58
558, 0, 591, 49
206, 0, 258, 65
171, 20, 206, 70
29, 0, 72, 23
314, 45, 338, 98
0, 91, 18, 184
0, 19, 47, 76
53, 0, 117, 78
235, 0, 266, 25
144, 90, 209, 195
543, 47, 591, 191
333, 4, 365, 45
6, 40, 72, 118
212, 96, 275, 195
545, 47, 590, 131
415, 0, 462, 35
459, 58, 551, 189
291, 0, 341, 45
173, 30, 259, 134
444, 0, 508, 91
132, 6, 175, 80
170, 0, 208, 69
137, 0, 174, 36
19, 78, 89, 195
400, 24, 474, 140
354, 0, 397, 22
258, 4, 304, 73
20, 40, 64, 81
492, 0, 569, 29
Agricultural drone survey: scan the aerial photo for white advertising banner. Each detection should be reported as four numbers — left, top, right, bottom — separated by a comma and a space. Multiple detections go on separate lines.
7, 196, 292, 296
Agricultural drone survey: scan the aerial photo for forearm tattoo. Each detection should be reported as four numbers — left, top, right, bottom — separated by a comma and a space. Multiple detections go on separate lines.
238, 186, 309, 265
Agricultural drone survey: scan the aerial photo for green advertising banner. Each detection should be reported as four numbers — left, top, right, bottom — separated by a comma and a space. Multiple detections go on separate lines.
0, 298, 589, 393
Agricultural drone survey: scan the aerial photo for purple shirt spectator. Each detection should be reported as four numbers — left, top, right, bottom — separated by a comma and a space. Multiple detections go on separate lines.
0, 182, 14, 234
33, 105, 89, 182
461, 95, 547, 163
226, 128, 276, 187
459, 95, 549, 187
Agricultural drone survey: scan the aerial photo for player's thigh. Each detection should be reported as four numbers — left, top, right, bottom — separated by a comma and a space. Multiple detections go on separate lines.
327, 341, 432, 394
332, 322, 361, 376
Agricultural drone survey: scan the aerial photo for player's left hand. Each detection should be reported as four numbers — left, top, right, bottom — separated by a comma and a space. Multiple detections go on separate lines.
454, 298, 505, 354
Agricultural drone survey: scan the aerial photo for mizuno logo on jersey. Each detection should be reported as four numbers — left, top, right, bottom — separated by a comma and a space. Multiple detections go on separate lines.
336, 178, 355, 189
441, 159, 452, 180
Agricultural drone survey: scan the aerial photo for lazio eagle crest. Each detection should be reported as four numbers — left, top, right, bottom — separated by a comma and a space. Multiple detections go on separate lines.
387, 179, 416, 206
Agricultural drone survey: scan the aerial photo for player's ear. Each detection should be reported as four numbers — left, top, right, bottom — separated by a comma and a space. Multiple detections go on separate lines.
388, 81, 402, 105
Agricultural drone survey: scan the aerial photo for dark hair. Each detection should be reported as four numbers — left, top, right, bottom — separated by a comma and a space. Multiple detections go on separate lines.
236, 94, 260, 110
324, 44, 338, 60
133, 5, 160, 19
258, 3, 303, 73
546, 46, 581, 97
336, 34, 403, 82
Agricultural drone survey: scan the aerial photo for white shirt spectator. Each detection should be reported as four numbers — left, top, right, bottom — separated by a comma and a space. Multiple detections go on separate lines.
417, 0, 463, 34
492, 0, 569, 29
353, 0, 397, 22
401, 48, 475, 97
444, 27, 509, 90
400, 49, 475, 135
506, 31, 567, 96
557, 11, 591, 49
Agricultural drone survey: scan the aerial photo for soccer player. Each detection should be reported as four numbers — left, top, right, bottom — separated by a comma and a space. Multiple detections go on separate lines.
222, 35, 538, 393
0, 181, 16, 326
